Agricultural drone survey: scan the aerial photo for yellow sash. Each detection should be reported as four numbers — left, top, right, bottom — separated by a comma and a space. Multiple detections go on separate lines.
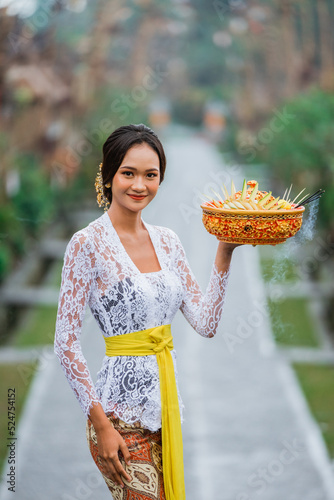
104, 324, 185, 500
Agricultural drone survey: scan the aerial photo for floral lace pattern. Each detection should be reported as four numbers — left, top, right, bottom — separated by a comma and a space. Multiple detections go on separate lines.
54, 212, 230, 431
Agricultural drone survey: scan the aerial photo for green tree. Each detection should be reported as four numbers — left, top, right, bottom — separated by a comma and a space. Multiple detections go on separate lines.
258, 89, 334, 230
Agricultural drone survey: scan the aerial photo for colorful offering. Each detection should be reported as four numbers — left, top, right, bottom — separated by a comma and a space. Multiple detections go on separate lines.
200, 180, 323, 246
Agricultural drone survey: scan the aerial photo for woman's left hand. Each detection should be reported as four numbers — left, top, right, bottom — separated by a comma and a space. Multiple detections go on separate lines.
218, 241, 243, 256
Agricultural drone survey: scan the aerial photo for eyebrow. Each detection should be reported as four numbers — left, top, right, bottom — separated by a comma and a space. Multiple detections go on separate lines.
119, 166, 160, 172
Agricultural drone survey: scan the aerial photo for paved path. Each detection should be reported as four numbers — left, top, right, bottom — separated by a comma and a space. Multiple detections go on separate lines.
1, 127, 334, 500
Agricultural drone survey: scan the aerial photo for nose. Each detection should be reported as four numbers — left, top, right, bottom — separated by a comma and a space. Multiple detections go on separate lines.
132, 175, 146, 192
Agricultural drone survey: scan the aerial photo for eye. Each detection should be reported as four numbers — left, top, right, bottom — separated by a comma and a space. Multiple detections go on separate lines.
122, 171, 133, 176
147, 173, 158, 178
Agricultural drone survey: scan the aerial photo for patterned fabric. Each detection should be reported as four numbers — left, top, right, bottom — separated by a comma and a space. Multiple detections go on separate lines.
86, 412, 166, 499
54, 211, 230, 431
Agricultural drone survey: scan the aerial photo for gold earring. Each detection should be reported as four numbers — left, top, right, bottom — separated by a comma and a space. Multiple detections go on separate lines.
105, 183, 111, 188
95, 162, 110, 211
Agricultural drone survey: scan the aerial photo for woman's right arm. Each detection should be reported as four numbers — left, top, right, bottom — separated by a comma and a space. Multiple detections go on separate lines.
54, 231, 101, 416
88, 403, 131, 487
54, 231, 131, 487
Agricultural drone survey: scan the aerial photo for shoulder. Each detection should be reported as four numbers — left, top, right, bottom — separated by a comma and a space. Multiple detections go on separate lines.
65, 213, 105, 256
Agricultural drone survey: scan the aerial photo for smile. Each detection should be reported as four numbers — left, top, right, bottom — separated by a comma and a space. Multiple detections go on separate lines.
128, 194, 147, 200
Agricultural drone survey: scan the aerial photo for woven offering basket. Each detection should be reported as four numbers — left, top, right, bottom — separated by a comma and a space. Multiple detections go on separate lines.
201, 204, 305, 246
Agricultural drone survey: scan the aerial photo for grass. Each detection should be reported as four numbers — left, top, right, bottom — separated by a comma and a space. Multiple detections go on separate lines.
261, 253, 334, 460
9, 260, 63, 348
0, 362, 38, 471
293, 363, 334, 459
260, 258, 300, 282
268, 297, 319, 347
11, 305, 58, 347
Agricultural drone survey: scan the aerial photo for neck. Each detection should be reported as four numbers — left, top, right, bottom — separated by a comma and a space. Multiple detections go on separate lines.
107, 205, 145, 235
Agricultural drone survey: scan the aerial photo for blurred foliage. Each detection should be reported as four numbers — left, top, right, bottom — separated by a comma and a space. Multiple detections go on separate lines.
0, 244, 12, 285
218, 119, 240, 155
231, 89, 334, 231
0, 154, 55, 283
71, 85, 151, 202
0, 206, 24, 283
0, 81, 151, 283
260, 89, 334, 179
52, 1, 100, 46
172, 88, 208, 127
11, 154, 55, 237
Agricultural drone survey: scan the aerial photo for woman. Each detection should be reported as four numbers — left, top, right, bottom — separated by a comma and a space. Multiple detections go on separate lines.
54, 123, 239, 500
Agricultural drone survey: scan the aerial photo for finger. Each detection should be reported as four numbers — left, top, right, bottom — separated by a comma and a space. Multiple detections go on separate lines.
113, 456, 132, 483
119, 442, 132, 465
102, 458, 125, 488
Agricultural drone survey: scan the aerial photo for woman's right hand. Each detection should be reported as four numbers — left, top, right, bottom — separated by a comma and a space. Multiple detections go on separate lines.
95, 423, 132, 488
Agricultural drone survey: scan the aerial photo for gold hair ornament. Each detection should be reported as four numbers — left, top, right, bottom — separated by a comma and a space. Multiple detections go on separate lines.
95, 162, 111, 212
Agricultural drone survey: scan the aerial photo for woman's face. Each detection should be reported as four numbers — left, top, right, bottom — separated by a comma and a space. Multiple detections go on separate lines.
110, 143, 161, 213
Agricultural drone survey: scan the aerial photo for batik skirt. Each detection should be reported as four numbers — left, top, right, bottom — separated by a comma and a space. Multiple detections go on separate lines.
86, 412, 166, 500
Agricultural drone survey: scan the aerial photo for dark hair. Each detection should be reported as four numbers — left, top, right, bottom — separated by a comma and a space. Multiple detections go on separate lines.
101, 123, 166, 204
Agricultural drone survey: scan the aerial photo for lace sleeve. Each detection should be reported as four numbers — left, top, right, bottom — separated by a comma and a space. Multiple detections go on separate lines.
172, 231, 230, 338
54, 231, 100, 417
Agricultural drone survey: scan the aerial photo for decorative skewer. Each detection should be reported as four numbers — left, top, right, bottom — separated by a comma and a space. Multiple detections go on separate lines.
291, 188, 306, 205
210, 187, 225, 203
201, 179, 325, 212
286, 183, 293, 203
296, 189, 324, 204
295, 189, 325, 208
293, 192, 310, 207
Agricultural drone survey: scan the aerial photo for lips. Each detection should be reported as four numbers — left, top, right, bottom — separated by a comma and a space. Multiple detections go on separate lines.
128, 194, 147, 200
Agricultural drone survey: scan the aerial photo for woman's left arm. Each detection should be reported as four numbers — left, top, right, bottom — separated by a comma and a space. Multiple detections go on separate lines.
214, 241, 240, 278
173, 231, 240, 338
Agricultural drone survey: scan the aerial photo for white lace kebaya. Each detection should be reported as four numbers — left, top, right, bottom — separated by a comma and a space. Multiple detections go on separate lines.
54, 211, 230, 432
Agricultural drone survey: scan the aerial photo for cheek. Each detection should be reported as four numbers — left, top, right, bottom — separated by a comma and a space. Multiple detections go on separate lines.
149, 182, 159, 195
151, 176, 160, 189
113, 174, 128, 189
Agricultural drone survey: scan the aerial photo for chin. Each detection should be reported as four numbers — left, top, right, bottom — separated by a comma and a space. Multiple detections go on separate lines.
126, 198, 151, 210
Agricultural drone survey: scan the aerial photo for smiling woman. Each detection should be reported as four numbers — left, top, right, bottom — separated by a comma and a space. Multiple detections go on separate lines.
109, 144, 161, 213
54, 123, 240, 500
100, 124, 166, 208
